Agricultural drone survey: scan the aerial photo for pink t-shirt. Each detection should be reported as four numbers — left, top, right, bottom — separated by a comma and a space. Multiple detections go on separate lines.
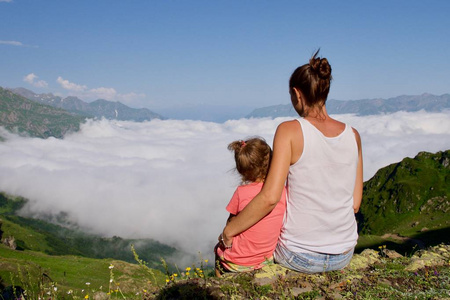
220, 182, 286, 266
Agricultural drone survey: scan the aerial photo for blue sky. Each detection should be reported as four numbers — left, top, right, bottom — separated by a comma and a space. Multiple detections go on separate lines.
1, 0, 449, 112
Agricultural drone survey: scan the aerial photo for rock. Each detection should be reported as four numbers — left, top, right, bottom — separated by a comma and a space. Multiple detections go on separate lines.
347, 249, 380, 270
405, 245, 450, 271
382, 249, 403, 259
253, 263, 289, 285
290, 284, 314, 297
2, 236, 16, 250
93, 291, 108, 300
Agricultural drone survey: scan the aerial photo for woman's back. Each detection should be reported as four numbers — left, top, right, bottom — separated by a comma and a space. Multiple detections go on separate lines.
279, 118, 359, 254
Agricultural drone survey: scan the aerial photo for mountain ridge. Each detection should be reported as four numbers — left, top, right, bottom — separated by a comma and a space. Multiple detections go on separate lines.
9, 87, 163, 122
359, 149, 450, 244
247, 93, 450, 118
0, 87, 85, 138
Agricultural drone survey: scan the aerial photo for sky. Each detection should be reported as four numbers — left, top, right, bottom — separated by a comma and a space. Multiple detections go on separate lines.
1, 0, 450, 116
0, 111, 449, 263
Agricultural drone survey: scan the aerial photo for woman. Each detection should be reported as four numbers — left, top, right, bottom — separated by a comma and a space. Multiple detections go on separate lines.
220, 50, 363, 273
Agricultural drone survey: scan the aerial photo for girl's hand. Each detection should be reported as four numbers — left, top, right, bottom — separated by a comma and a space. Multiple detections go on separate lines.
218, 232, 232, 249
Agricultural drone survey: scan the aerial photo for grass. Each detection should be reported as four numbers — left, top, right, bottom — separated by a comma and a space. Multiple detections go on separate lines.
1, 240, 449, 299
0, 244, 166, 298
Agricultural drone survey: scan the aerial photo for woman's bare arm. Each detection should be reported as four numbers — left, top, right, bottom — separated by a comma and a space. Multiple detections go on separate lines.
352, 128, 363, 213
222, 121, 297, 245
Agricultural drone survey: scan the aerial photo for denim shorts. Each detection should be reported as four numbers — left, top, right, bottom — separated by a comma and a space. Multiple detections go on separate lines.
274, 243, 354, 274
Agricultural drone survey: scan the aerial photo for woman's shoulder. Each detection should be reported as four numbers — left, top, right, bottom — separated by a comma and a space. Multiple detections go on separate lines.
276, 119, 302, 132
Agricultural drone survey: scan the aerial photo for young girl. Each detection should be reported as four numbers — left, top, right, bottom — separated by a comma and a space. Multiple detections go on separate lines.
215, 137, 286, 276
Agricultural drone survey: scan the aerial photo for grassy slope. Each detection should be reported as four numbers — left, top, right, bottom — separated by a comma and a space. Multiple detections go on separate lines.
0, 193, 191, 271
360, 150, 449, 236
0, 244, 166, 298
355, 150, 450, 255
0, 87, 84, 138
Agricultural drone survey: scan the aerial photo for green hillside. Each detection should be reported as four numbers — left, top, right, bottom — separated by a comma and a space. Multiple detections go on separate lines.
0, 194, 204, 298
0, 87, 85, 138
0, 244, 167, 299
0, 193, 193, 271
359, 150, 450, 243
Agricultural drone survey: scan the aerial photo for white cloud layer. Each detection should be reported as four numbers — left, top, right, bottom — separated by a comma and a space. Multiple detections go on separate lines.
0, 111, 449, 262
24, 73, 48, 88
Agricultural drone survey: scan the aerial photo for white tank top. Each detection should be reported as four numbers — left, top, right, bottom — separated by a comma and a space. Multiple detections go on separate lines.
279, 118, 358, 254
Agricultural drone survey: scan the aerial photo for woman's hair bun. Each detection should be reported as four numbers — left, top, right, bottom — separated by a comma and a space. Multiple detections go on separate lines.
309, 50, 332, 80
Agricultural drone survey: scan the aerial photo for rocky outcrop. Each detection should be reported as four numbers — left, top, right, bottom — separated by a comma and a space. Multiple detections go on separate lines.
0, 219, 16, 250
406, 245, 450, 271
155, 244, 450, 299
2, 236, 17, 250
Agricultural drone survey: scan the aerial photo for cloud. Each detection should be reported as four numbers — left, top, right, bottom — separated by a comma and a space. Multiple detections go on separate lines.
0, 40, 23, 46
117, 92, 147, 104
88, 87, 117, 100
23, 73, 48, 88
0, 0, 13, 3
57, 76, 87, 92
55, 77, 146, 104
0, 40, 38, 48
0, 111, 449, 264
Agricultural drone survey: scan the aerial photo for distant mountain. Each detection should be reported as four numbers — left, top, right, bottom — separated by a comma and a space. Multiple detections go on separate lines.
359, 150, 450, 241
10, 87, 164, 122
0, 87, 85, 138
246, 93, 450, 118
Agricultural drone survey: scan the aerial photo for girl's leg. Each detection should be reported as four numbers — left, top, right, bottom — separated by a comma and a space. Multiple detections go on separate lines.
214, 243, 223, 277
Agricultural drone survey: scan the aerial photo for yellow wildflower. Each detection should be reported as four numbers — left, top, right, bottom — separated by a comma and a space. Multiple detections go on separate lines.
186, 267, 191, 271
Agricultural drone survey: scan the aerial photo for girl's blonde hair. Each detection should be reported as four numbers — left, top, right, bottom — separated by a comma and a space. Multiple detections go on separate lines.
228, 137, 272, 183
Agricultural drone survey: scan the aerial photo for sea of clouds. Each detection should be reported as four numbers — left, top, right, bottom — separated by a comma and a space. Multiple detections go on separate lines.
0, 111, 449, 262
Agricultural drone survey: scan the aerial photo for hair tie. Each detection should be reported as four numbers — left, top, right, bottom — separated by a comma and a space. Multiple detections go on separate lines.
241, 140, 246, 147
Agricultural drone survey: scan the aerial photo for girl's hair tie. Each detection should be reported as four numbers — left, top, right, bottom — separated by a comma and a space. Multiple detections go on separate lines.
241, 140, 246, 147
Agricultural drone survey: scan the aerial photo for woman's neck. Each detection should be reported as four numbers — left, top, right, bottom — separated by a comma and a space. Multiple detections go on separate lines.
304, 104, 329, 121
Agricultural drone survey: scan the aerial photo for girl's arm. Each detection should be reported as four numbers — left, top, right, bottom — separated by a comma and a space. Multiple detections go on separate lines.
222, 121, 297, 245
352, 128, 363, 213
